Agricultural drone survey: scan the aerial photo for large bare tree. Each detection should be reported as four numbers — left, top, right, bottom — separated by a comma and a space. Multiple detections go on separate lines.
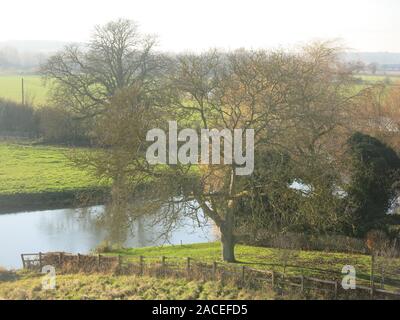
75, 43, 368, 262
41, 19, 160, 118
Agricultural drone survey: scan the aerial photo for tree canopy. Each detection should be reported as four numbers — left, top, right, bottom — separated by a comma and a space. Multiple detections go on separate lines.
42, 20, 400, 262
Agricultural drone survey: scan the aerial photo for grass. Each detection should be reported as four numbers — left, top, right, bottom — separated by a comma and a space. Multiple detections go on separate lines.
2, 242, 396, 300
0, 74, 397, 107
0, 75, 49, 105
0, 142, 101, 195
0, 271, 276, 300
108, 242, 390, 288
356, 74, 400, 84
0, 73, 398, 107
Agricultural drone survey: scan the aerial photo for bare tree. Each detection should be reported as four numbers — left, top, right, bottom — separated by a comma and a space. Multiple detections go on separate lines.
73, 42, 369, 262
41, 19, 160, 118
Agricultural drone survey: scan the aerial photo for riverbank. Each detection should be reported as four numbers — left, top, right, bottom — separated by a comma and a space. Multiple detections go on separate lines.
0, 187, 108, 214
0, 142, 108, 213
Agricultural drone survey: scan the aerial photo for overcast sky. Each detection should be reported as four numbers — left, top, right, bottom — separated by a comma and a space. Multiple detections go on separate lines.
1, 0, 399, 52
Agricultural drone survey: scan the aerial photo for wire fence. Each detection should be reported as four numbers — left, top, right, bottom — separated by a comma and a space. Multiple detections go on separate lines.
20, 252, 400, 300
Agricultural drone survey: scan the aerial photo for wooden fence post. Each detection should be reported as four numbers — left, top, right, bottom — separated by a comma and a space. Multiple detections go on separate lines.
370, 285, 375, 299
212, 261, 217, 279
186, 257, 191, 276
77, 253, 81, 267
21, 254, 25, 269
381, 266, 385, 289
370, 253, 375, 299
98, 254, 101, 269
334, 280, 338, 300
271, 271, 275, 288
118, 255, 122, 271
139, 256, 144, 276
161, 256, 166, 276
59, 252, 62, 266
300, 275, 304, 293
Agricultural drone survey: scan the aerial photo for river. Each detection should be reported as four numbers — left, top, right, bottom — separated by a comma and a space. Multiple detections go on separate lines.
0, 205, 216, 269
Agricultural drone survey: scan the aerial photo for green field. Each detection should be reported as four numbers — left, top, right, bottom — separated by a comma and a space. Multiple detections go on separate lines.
0, 272, 275, 300
357, 74, 400, 84
0, 75, 49, 105
0, 143, 100, 195
0, 74, 398, 107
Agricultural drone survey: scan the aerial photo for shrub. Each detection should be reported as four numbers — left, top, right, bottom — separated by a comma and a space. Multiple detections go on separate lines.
94, 240, 123, 253
36, 106, 89, 145
345, 132, 400, 237
0, 99, 38, 137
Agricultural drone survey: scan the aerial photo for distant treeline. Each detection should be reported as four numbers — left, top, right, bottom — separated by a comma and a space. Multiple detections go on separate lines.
0, 99, 88, 144
0, 47, 50, 72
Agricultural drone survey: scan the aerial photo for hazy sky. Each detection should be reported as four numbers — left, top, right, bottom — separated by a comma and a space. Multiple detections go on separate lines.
1, 0, 399, 52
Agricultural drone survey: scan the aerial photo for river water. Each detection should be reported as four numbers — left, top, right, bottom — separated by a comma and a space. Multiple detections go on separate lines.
0, 205, 216, 269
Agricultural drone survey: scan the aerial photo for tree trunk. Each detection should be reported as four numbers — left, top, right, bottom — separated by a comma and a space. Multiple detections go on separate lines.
221, 232, 235, 262
220, 168, 237, 262
220, 212, 236, 262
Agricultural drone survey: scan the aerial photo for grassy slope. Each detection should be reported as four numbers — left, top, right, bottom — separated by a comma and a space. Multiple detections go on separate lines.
0, 272, 276, 300
1, 242, 393, 300
0, 143, 100, 195
109, 242, 377, 286
0, 75, 48, 105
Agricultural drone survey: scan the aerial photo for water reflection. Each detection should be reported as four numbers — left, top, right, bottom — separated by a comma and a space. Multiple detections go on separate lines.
0, 205, 216, 269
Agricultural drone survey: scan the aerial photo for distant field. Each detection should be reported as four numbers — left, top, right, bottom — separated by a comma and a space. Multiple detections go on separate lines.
0, 74, 398, 107
357, 74, 400, 83
0, 143, 101, 195
0, 75, 49, 105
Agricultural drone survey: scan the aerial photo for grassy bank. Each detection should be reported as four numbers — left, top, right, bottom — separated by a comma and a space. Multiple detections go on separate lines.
3, 242, 398, 300
107, 242, 400, 289
110, 242, 371, 277
2, 242, 399, 299
0, 143, 107, 213
0, 271, 276, 300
